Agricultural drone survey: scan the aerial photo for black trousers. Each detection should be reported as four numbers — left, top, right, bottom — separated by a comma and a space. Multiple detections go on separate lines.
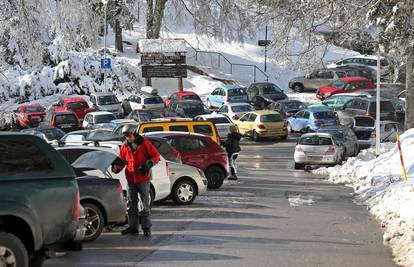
127, 181, 151, 231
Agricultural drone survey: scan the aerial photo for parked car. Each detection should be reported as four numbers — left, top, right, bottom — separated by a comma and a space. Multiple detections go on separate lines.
121, 90, 165, 116
317, 125, 359, 157
316, 76, 375, 100
294, 133, 344, 170
0, 133, 85, 267
90, 92, 123, 118
329, 65, 377, 82
143, 132, 229, 190
60, 130, 93, 146
217, 102, 255, 121
51, 97, 91, 121
246, 82, 287, 102
194, 113, 234, 142
206, 85, 248, 108
126, 110, 163, 122
267, 100, 306, 118
336, 98, 397, 127
165, 100, 210, 118
83, 111, 117, 129
289, 69, 338, 92
164, 91, 202, 106
40, 110, 81, 133
20, 127, 66, 145
307, 93, 360, 111
234, 110, 288, 141
249, 95, 273, 110
13, 104, 46, 128
327, 55, 390, 76
287, 108, 339, 133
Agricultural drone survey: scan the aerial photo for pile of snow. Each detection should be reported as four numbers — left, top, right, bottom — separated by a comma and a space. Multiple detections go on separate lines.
314, 129, 414, 266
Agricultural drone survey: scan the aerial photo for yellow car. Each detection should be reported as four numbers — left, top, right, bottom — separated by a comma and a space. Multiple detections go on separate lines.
235, 110, 288, 141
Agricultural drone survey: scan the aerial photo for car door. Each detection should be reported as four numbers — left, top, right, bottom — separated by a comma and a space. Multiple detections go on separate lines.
168, 136, 206, 169
236, 113, 251, 134
209, 88, 220, 107
244, 113, 257, 136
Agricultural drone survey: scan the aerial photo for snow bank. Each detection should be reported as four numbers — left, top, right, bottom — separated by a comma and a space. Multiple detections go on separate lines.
314, 129, 414, 266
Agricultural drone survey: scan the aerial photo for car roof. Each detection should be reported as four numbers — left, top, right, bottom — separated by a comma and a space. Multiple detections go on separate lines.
339, 76, 370, 82
300, 132, 333, 138
135, 91, 160, 97
304, 108, 332, 113
276, 99, 303, 103
91, 92, 116, 97
88, 111, 115, 116
62, 97, 87, 103
143, 131, 210, 139
227, 102, 251, 107
248, 110, 281, 115
176, 91, 198, 96
221, 85, 244, 90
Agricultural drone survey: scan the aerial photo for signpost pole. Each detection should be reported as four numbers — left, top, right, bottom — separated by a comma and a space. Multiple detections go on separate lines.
178, 78, 184, 92
103, 1, 108, 92
375, 44, 381, 156
264, 25, 268, 73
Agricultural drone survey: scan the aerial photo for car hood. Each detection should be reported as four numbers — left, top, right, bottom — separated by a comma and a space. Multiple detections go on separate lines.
98, 104, 122, 111
72, 151, 118, 173
318, 86, 337, 93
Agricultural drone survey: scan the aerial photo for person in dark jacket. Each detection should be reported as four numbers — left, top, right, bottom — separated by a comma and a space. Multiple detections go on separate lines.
225, 125, 242, 180
112, 124, 160, 237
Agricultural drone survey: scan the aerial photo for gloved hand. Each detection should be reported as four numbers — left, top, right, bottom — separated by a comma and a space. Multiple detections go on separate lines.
111, 165, 121, 174
135, 160, 154, 175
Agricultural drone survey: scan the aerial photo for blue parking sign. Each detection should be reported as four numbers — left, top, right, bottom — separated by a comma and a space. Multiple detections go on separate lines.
100, 58, 111, 69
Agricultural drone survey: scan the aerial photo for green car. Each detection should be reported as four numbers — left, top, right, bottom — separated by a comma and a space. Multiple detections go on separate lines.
308, 94, 358, 111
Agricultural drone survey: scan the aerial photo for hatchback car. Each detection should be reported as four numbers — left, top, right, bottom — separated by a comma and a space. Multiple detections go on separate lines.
51, 97, 91, 121
164, 91, 202, 106
194, 113, 234, 142
235, 110, 288, 141
316, 76, 375, 100
287, 108, 339, 133
121, 90, 165, 115
267, 100, 306, 118
13, 104, 46, 128
90, 92, 123, 118
294, 133, 344, 170
83, 111, 117, 129
143, 132, 229, 190
217, 103, 255, 121
165, 100, 210, 118
246, 82, 287, 102
207, 85, 248, 108
40, 110, 81, 133
317, 125, 359, 157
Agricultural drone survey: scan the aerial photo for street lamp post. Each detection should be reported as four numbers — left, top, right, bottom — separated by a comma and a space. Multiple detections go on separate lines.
103, 0, 108, 92
375, 42, 381, 156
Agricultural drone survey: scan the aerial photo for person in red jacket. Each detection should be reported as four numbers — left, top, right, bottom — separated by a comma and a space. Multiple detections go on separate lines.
112, 125, 160, 236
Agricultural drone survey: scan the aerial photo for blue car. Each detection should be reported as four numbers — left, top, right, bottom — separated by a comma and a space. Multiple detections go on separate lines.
206, 85, 248, 108
287, 108, 339, 133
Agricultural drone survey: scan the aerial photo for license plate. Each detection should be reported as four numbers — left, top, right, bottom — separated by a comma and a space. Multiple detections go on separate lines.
60, 124, 73, 129
32, 116, 40, 120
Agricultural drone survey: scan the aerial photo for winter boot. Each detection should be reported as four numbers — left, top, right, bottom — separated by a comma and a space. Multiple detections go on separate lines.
143, 228, 151, 237
121, 227, 139, 235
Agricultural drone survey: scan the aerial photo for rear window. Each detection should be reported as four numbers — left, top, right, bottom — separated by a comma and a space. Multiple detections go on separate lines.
95, 114, 116, 124
313, 112, 336, 119
261, 84, 282, 94
97, 95, 119, 105
193, 125, 213, 136
24, 106, 44, 113
284, 102, 305, 111
169, 125, 189, 132
368, 101, 395, 112
144, 97, 164, 104
232, 105, 253, 113
228, 88, 246, 96
67, 101, 89, 109
260, 114, 283, 122
182, 95, 201, 101
55, 114, 77, 125
354, 116, 375, 127
86, 130, 116, 141
207, 117, 231, 124
299, 136, 333, 145
141, 126, 164, 133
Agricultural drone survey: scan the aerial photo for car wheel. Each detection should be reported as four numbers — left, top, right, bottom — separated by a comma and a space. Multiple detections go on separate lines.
0, 232, 28, 267
252, 130, 260, 142
172, 179, 197, 205
83, 202, 105, 242
293, 84, 304, 93
205, 166, 225, 190
287, 123, 293, 133
294, 163, 304, 170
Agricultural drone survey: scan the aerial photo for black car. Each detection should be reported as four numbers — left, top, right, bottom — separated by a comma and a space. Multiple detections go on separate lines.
165, 100, 210, 118
246, 82, 287, 102
268, 100, 306, 118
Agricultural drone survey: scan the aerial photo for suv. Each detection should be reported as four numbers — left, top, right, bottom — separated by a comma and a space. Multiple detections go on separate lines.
246, 82, 287, 102
121, 91, 165, 116
40, 110, 81, 133
0, 133, 84, 266
90, 92, 123, 118
51, 97, 91, 121
316, 76, 375, 100
289, 69, 338, 92
13, 104, 46, 128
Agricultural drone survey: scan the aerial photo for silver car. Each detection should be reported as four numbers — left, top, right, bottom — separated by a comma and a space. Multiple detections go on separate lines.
294, 133, 344, 170
288, 69, 338, 92
121, 90, 165, 115
194, 113, 234, 142
167, 162, 208, 205
90, 92, 123, 118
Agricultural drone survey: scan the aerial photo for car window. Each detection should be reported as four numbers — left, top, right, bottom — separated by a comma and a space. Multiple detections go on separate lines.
261, 84, 282, 94
170, 137, 206, 152
193, 125, 213, 136
141, 126, 164, 133
95, 114, 116, 124
351, 81, 369, 89
247, 114, 257, 122
169, 125, 189, 132
206, 117, 232, 124
323, 71, 335, 79
295, 111, 304, 118
67, 101, 89, 109
335, 71, 347, 78
144, 97, 164, 104
299, 136, 333, 145
218, 105, 229, 113
260, 114, 283, 122
97, 95, 119, 105
55, 114, 77, 125
232, 105, 253, 113
228, 88, 246, 96
332, 80, 346, 89
313, 111, 336, 119
303, 112, 310, 119
284, 101, 305, 111
343, 100, 355, 109
24, 106, 44, 113
369, 101, 395, 112
149, 139, 180, 163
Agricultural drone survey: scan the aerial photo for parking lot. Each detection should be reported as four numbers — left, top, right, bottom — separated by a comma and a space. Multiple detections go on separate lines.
44, 137, 396, 267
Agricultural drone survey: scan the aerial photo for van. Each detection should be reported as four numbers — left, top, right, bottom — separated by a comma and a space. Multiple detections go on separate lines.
137, 120, 220, 144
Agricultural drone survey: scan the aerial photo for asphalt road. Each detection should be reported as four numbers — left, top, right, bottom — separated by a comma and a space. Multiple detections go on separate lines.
45, 137, 396, 267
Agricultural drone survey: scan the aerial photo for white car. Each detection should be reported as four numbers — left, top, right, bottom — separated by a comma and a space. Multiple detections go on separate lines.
194, 113, 234, 142
55, 146, 171, 203
83, 111, 117, 129
216, 103, 255, 122
327, 55, 390, 76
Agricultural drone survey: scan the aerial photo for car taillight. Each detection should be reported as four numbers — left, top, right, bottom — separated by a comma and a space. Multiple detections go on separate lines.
73, 191, 80, 220
117, 182, 123, 193
166, 161, 169, 176
140, 104, 145, 109
216, 135, 221, 144
295, 146, 304, 152
232, 114, 240, 120
257, 124, 266, 129
226, 95, 230, 102
327, 146, 336, 153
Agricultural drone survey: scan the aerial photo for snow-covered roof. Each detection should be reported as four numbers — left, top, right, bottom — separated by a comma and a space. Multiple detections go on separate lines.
138, 39, 187, 53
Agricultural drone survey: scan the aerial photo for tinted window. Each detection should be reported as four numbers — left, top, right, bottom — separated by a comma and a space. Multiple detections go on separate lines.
182, 95, 201, 101
284, 102, 305, 111
260, 84, 282, 94
332, 80, 346, 89
24, 106, 44, 113
299, 136, 333, 145
193, 125, 213, 136
207, 117, 231, 124
369, 101, 395, 112
0, 140, 54, 174
97, 95, 119, 105
228, 88, 246, 96
142, 126, 164, 133
144, 97, 164, 104
260, 114, 283, 122
354, 116, 375, 127
182, 103, 209, 116
95, 114, 116, 124
55, 114, 77, 125
313, 111, 336, 119
247, 114, 257, 122
232, 105, 253, 113
169, 125, 189, 132
39, 128, 65, 141
67, 101, 89, 109
170, 137, 206, 152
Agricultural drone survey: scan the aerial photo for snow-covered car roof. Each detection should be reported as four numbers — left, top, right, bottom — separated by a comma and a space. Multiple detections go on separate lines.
88, 111, 115, 116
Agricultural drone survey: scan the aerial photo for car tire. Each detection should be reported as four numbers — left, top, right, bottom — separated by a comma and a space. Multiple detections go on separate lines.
293, 84, 304, 93
294, 163, 304, 170
172, 179, 197, 205
252, 130, 260, 142
0, 232, 28, 267
206, 166, 225, 190
82, 202, 105, 242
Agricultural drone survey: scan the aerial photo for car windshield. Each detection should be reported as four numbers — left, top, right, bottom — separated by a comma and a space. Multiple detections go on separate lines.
129, 111, 162, 121
228, 88, 246, 96
183, 104, 209, 115
299, 136, 333, 145
24, 106, 44, 113
55, 114, 77, 125
86, 130, 116, 141
207, 117, 231, 124
331, 80, 346, 89
97, 95, 119, 105
261, 84, 282, 94
182, 95, 201, 101
67, 101, 89, 109
232, 105, 253, 112
144, 97, 164, 104
39, 128, 65, 141
260, 114, 284, 122
284, 102, 305, 111
313, 111, 336, 119
95, 114, 116, 124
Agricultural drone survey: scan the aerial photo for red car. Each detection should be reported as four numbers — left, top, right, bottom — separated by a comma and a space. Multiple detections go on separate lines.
51, 97, 91, 121
14, 104, 46, 127
316, 76, 375, 100
143, 132, 229, 189
164, 91, 202, 106
40, 110, 81, 133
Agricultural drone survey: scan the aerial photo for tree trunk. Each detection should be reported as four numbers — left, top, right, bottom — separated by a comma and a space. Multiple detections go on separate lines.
406, 46, 414, 129
146, 0, 167, 39
114, 19, 123, 52
146, 0, 154, 38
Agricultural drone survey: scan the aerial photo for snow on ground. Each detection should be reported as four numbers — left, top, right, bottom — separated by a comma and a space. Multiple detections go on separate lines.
314, 129, 414, 266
